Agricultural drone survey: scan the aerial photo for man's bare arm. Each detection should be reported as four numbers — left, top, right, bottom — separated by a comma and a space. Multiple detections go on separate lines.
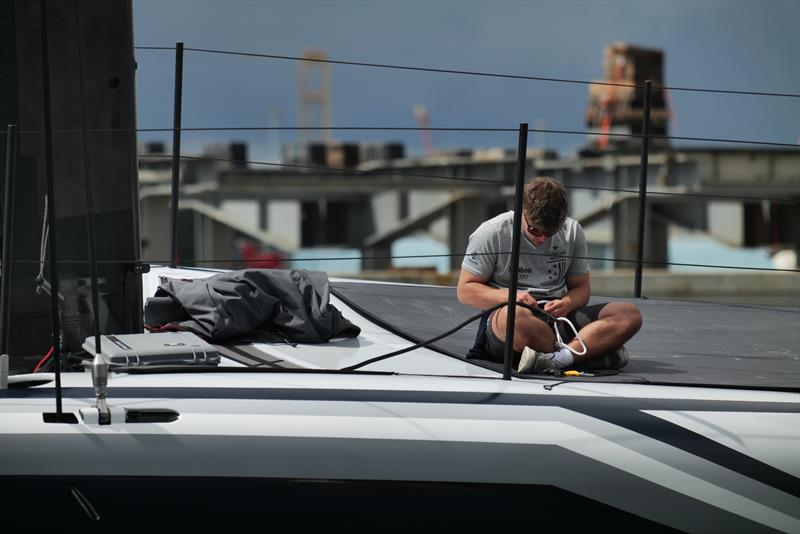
543, 273, 591, 317
456, 269, 536, 310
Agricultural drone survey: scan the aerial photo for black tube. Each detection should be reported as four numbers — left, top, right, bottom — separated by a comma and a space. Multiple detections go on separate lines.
1, 124, 17, 355
341, 299, 558, 373
342, 302, 505, 371
170, 42, 184, 268
74, 1, 102, 360
40, 0, 63, 416
503, 123, 529, 380
634, 81, 652, 298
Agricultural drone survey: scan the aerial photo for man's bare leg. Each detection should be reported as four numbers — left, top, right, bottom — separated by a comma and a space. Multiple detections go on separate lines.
491, 306, 555, 353
567, 302, 642, 365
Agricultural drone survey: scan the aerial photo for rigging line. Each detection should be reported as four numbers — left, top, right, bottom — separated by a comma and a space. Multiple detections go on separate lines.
10, 126, 516, 134
149, 126, 800, 148
149, 46, 800, 99
148, 153, 505, 185
177, 127, 800, 148
153, 126, 518, 133
22, 126, 449, 134
650, 134, 798, 149
16, 253, 798, 273
549, 186, 798, 205
140, 153, 799, 204
11, 125, 800, 149
179, 255, 800, 273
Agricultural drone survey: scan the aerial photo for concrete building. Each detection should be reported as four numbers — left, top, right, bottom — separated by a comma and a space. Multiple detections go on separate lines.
137, 40, 798, 281
138, 141, 800, 277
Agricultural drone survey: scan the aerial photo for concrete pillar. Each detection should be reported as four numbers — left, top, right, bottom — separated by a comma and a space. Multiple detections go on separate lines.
613, 197, 668, 271
448, 196, 488, 273
211, 218, 235, 269
793, 197, 800, 267
140, 195, 171, 262
362, 244, 392, 271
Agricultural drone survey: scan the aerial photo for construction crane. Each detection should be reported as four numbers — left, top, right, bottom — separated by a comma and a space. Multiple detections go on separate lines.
597, 54, 626, 150
413, 104, 434, 155
299, 49, 332, 148
584, 43, 670, 152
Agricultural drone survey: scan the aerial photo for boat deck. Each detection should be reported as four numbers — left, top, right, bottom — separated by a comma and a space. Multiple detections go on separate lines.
331, 281, 800, 390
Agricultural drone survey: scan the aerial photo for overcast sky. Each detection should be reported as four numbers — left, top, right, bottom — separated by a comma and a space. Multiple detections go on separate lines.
132, 0, 800, 160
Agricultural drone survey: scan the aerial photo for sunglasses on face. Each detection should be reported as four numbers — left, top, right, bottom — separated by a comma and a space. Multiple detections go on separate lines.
523, 216, 555, 238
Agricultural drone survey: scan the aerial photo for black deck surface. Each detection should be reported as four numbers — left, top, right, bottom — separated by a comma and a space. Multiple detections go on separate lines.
332, 282, 800, 390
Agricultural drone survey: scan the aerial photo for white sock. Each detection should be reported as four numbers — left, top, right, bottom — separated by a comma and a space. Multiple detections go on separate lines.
547, 347, 574, 369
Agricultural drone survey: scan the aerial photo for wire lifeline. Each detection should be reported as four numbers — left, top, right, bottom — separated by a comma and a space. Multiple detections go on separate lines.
133, 45, 800, 99
127, 47, 800, 147
13, 124, 800, 149
12, 252, 799, 273
69, 48, 800, 291
150, 153, 505, 185
141, 153, 800, 205
177, 127, 800, 149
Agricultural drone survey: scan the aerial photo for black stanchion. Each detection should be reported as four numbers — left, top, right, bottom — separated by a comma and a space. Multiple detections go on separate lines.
40, 0, 64, 418
170, 42, 184, 268
503, 123, 529, 380
75, 0, 102, 362
634, 80, 652, 298
1, 124, 17, 356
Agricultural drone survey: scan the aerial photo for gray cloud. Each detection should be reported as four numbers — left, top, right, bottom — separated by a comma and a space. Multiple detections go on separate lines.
133, 0, 800, 158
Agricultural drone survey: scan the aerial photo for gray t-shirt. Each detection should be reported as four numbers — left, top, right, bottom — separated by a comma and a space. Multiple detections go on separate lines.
461, 211, 590, 300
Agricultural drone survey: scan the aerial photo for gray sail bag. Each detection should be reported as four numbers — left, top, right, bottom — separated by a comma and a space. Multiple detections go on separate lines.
144, 269, 361, 343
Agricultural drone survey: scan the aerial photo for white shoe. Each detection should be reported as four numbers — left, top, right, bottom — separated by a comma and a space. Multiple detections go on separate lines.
517, 346, 559, 374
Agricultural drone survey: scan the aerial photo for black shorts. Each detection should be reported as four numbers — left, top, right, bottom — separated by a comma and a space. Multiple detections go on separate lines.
482, 302, 608, 364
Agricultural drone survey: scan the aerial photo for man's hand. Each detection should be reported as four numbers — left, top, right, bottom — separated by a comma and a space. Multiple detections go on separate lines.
543, 298, 571, 317
516, 291, 537, 307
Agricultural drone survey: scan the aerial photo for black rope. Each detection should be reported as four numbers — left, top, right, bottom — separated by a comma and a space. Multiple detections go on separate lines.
341, 303, 503, 371
131, 45, 800, 99
341, 301, 557, 371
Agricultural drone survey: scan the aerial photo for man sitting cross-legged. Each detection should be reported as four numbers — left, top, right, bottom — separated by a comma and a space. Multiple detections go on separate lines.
457, 176, 642, 373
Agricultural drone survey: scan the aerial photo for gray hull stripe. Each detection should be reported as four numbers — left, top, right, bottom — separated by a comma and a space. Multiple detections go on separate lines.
3, 386, 798, 413
575, 406, 800, 498
0, 436, 787, 533
6, 386, 799, 497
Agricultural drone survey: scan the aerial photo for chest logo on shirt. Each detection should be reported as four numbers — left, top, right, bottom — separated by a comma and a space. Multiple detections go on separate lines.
546, 250, 568, 281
